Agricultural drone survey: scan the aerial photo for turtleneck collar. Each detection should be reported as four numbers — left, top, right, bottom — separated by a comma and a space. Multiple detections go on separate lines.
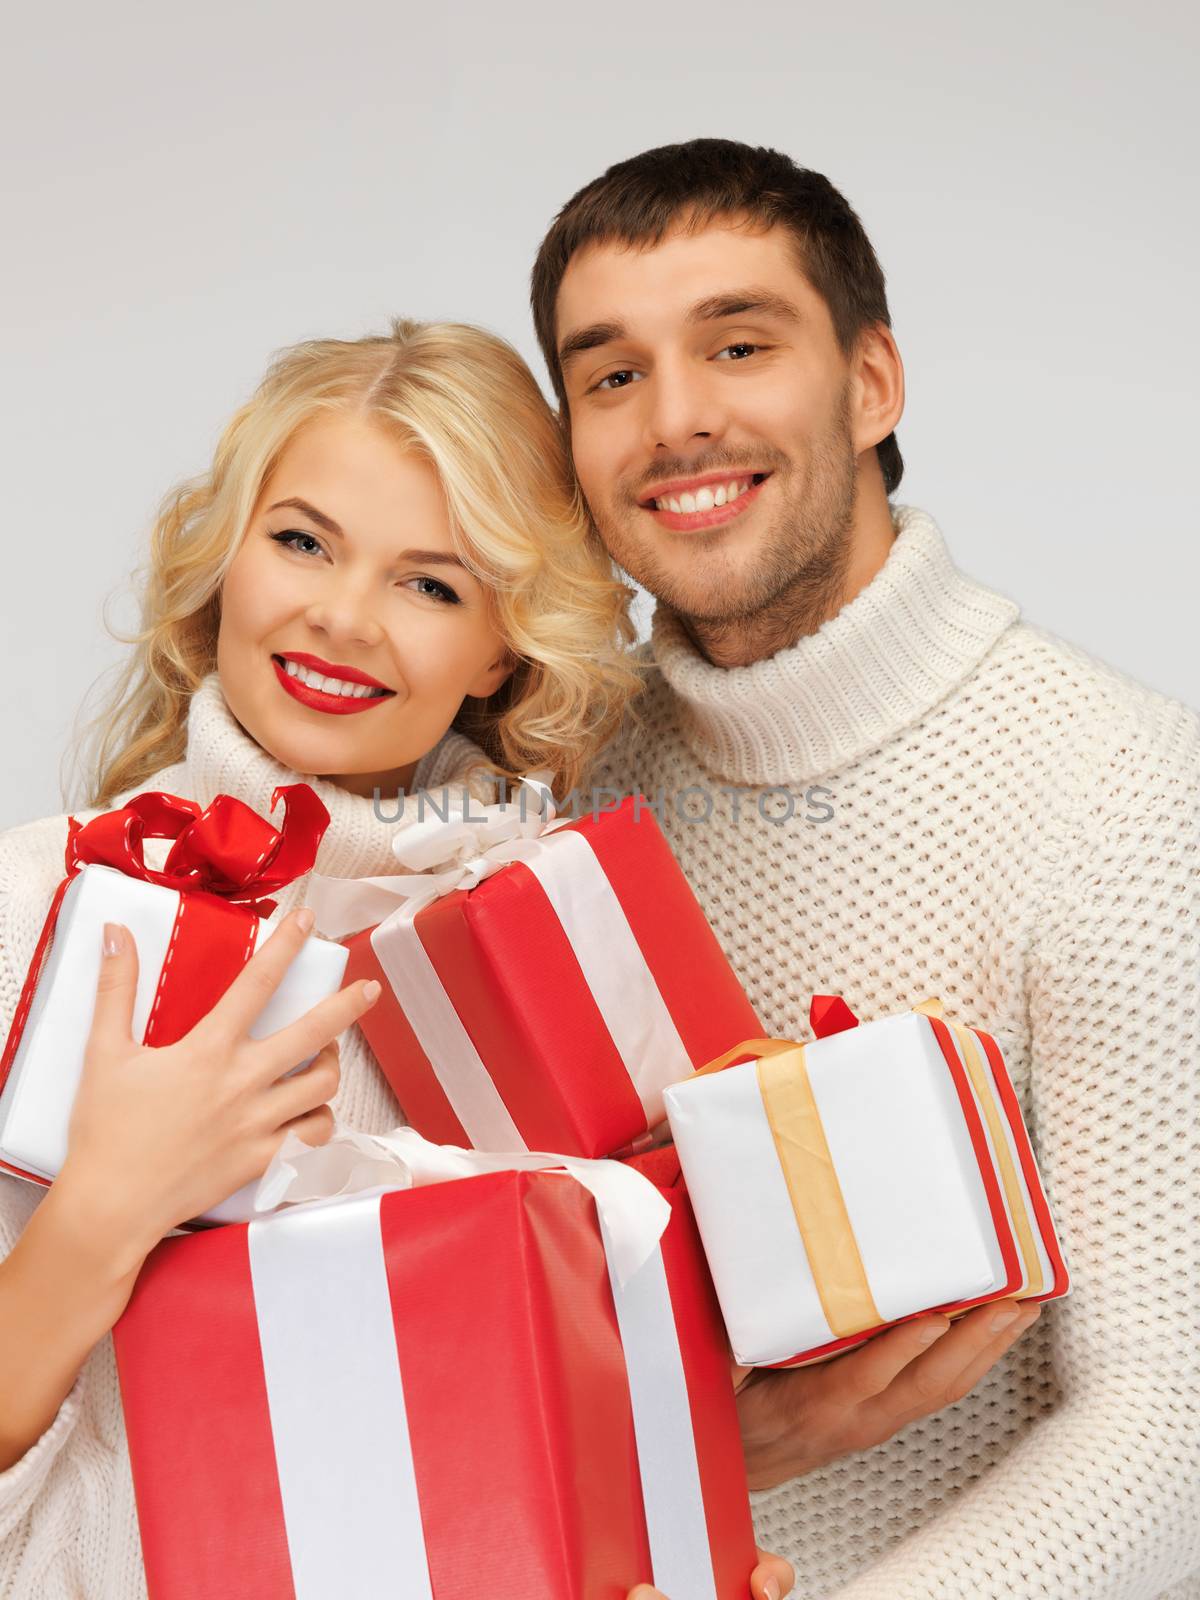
647, 505, 1020, 786
183, 673, 495, 878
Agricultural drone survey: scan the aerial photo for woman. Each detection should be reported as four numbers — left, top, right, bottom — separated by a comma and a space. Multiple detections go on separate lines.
0, 318, 792, 1600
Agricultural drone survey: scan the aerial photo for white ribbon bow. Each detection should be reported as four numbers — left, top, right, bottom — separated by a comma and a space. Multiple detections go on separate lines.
305, 771, 564, 938
250, 1120, 670, 1287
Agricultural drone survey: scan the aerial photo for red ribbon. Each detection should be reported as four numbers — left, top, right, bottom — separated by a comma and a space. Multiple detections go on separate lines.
809, 994, 859, 1039
63, 782, 330, 918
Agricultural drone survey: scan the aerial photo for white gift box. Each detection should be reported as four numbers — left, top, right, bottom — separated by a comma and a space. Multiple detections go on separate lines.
663, 1007, 1069, 1367
0, 863, 348, 1224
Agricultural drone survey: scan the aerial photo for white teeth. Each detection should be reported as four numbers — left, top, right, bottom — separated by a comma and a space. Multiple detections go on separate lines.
280, 659, 384, 697
655, 476, 757, 514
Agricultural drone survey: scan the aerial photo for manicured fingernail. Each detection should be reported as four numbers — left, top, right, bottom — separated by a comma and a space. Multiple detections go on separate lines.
102, 922, 123, 958
362, 979, 381, 1002
990, 1305, 1021, 1332
763, 1580, 781, 1600
295, 906, 315, 934
918, 1317, 949, 1344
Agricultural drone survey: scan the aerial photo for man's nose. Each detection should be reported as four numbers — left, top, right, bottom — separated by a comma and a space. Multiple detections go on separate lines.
641, 361, 727, 456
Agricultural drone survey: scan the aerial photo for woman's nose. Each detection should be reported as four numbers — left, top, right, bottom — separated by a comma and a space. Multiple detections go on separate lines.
303, 591, 385, 650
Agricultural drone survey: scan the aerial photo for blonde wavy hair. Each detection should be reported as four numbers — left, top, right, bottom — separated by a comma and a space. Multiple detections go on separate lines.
72, 318, 642, 808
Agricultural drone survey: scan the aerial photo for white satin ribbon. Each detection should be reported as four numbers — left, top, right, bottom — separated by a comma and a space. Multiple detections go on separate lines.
248, 1195, 433, 1600
304, 779, 694, 1151
245, 1126, 717, 1596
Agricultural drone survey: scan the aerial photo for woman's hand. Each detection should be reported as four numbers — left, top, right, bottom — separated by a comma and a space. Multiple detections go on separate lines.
628, 1546, 794, 1600
55, 906, 380, 1260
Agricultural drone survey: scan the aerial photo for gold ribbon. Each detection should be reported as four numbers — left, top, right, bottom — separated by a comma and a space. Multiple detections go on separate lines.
913, 1000, 1043, 1298
697, 1039, 881, 1340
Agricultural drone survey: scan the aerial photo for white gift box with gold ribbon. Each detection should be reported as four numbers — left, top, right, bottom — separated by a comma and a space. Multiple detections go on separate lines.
662, 999, 1069, 1367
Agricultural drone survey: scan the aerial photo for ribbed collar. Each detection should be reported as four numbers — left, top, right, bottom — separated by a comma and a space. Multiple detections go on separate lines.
648, 505, 1020, 785
183, 673, 493, 878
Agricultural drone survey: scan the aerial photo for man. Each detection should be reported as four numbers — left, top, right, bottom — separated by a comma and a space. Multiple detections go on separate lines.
531, 140, 1200, 1598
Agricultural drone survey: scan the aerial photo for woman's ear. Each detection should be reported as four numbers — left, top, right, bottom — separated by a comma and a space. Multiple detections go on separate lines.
464, 653, 516, 701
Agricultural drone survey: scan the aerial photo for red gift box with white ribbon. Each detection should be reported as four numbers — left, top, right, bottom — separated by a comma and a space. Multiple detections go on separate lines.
112, 1130, 758, 1599
306, 785, 761, 1159
0, 784, 346, 1222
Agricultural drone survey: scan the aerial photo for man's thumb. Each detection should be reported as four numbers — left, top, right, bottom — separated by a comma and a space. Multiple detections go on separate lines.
89, 922, 140, 1046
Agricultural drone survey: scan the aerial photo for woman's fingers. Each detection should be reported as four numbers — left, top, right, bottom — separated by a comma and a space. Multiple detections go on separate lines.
87, 923, 141, 1051
278, 1103, 337, 1149
249, 977, 380, 1080
265, 1042, 341, 1126
626, 1544, 795, 1600
203, 906, 321, 1041
751, 1546, 795, 1599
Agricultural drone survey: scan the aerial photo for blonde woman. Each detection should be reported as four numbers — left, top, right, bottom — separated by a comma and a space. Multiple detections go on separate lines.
0, 319, 792, 1600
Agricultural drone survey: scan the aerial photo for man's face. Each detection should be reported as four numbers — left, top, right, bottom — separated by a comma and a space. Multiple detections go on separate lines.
557, 219, 861, 623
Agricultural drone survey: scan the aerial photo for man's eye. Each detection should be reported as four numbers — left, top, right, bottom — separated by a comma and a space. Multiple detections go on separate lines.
714, 342, 760, 361
408, 575, 462, 605
595, 369, 642, 392
270, 529, 325, 556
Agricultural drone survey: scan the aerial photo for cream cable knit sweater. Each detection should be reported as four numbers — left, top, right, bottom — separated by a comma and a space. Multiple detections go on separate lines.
589, 506, 1200, 1600
0, 677, 492, 1598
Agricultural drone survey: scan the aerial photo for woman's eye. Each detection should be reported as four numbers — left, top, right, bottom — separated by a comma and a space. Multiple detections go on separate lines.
270, 529, 325, 557
595, 368, 642, 392
714, 342, 760, 361
408, 575, 462, 605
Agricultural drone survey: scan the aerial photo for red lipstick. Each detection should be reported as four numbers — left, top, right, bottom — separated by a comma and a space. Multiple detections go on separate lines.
271, 653, 395, 716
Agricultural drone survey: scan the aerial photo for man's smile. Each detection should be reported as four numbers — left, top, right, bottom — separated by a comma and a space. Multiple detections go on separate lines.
638, 470, 772, 533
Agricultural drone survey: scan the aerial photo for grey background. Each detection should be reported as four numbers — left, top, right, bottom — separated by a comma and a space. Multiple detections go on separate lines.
3, 0, 1196, 830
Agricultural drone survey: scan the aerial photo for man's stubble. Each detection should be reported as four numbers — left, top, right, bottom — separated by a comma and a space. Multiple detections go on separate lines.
589, 383, 860, 668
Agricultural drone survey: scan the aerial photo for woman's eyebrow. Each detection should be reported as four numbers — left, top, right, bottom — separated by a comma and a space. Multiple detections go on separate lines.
266, 502, 466, 570
267, 497, 343, 536
397, 549, 469, 570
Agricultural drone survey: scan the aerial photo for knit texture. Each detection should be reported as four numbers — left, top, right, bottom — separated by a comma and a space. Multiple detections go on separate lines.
0, 677, 494, 1599
588, 506, 1200, 1599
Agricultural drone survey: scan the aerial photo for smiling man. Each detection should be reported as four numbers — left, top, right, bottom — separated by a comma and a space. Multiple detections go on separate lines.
532, 140, 1200, 1599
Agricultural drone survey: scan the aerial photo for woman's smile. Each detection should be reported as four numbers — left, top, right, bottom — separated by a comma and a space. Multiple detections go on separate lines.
270, 650, 396, 716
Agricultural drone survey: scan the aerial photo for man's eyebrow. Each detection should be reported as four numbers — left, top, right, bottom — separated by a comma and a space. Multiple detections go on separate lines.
687, 289, 804, 326
556, 290, 802, 371
557, 320, 626, 368
267, 500, 467, 571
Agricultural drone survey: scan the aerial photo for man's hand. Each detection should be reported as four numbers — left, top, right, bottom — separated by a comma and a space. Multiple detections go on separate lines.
629, 1545, 794, 1600
736, 1299, 1041, 1489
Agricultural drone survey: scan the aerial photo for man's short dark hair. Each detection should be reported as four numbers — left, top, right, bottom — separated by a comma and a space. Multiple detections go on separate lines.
531, 137, 903, 495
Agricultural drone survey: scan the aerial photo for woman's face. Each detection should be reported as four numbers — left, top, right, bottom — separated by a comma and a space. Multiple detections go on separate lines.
216, 413, 511, 797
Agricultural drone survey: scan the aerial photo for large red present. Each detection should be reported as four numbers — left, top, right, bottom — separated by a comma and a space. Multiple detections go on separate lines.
0, 784, 346, 1222
305, 787, 761, 1158
112, 1131, 757, 1599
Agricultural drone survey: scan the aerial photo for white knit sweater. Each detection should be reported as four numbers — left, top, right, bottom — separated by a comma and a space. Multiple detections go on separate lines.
0, 676, 493, 1599
588, 506, 1200, 1600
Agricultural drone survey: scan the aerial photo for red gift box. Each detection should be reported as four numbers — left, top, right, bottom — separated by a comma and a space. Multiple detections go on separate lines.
113, 1159, 757, 1600
321, 795, 761, 1159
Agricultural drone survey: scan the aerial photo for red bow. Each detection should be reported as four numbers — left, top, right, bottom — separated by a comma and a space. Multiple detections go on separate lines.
62, 783, 330, 917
